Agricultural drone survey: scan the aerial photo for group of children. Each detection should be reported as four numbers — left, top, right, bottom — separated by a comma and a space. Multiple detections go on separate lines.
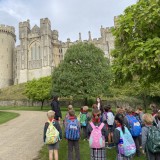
43, 103, 160, 160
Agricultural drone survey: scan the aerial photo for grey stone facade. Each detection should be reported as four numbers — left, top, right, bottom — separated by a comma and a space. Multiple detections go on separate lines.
0, 18, 115, 89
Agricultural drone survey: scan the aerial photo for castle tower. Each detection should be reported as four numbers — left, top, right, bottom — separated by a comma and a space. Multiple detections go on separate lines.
18, 20, 30, 83
0, 25, 16, 88
40, 18, 52, 77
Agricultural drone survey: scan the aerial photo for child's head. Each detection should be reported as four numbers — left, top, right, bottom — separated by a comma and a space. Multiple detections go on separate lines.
92, 104, 97, 109
68, 105, 73, 111
68, 110, 75, 117
116, 106, 124, 114
115, 113, 124, 126
104, 105, 111, 112
92, 108, 101, 122
125, 106, 133, 114
157, 110, 160, 120
142, 113, 153, 125
83, 106, 88, 112
47, 110, 55, 120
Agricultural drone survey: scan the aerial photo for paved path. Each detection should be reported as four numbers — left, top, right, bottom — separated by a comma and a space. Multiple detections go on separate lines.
0, 110, 47, 160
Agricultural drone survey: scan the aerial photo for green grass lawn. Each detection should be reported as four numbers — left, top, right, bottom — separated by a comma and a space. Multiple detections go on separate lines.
0, 107, 146, 159
0, 111, 19, 124
39, 139, 146, 160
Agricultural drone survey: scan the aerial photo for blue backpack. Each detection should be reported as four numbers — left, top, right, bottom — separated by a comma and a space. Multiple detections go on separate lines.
65, 119, 80, 140
117, 127, 136, 157
126, 115, 142, 137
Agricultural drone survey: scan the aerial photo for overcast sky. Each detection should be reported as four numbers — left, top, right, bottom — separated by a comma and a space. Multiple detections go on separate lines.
0, 0, 137, 44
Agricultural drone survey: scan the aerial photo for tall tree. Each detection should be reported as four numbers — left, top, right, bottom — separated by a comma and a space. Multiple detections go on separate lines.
25, 76, 51, 109
52, 43, 112, 104
112, 0, 160, 85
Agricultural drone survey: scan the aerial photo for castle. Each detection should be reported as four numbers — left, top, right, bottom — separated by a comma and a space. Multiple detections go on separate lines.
0, 18, 115, 89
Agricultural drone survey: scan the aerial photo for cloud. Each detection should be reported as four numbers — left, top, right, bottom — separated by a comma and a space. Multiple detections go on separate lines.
0, 0, 137, 44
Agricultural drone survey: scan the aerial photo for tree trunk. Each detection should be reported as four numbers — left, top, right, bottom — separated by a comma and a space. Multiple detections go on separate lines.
84, 97, 88, 105
142, 94, 147, 113
41, 100, 44, 110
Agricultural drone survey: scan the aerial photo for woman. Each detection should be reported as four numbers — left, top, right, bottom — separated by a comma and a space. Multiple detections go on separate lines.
51, 96, 62, 122
96, 97, 104, 114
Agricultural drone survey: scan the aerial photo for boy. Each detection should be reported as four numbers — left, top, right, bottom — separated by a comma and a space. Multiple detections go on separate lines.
65, 110, 80, 160
80, 106, 91, 140
43, 110, 62, 160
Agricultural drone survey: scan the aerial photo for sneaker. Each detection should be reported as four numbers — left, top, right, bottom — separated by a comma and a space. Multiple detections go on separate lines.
106, 144, 113, 149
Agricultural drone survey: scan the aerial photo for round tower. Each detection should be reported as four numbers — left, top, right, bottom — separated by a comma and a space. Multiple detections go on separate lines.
0, 25, 16, 88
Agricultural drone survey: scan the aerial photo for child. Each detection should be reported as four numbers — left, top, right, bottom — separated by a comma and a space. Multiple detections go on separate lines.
65, 110, 80, 160
43, 110, 62, 160
80, 106, 91, 140
64, 105, 73, 128
102, 105, 115, 148
114, 113, 136, 160
125, 107, 141, 157
87, 108, 108, 160
142, 113, 160, 159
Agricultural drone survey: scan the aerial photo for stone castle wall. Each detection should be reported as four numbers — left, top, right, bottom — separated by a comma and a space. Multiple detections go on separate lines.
0, 25, 16, 88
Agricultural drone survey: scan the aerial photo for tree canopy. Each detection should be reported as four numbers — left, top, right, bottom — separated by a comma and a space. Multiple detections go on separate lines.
52, 43, 112, 103
112, 0, 160, 85
25, 76, 51, 109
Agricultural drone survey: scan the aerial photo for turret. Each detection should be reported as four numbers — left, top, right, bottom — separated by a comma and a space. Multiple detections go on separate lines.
88, 31, 92, 41
0, 25, 16, 88
79, 32, 82, 42
19, 19, 30, 39
40, 18, 51, 35
52, 30, 59, 40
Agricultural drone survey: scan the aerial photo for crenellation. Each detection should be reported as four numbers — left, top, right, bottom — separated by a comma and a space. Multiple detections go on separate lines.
0, 25, 15, 37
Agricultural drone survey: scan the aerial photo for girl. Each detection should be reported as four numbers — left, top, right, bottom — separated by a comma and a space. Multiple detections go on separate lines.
114, 113, 135, 160
87, 109, 108, 160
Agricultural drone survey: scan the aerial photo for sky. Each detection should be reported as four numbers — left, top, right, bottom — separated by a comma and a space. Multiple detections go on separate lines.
0, 0, 137, 44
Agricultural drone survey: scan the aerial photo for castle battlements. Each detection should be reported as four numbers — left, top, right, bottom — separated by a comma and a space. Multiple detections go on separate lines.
40, 18, 51, 25
19, 20, 30, 28
0, 25, 16, 40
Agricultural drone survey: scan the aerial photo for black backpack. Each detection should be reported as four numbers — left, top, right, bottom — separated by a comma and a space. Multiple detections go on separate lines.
146, 126, 160, 153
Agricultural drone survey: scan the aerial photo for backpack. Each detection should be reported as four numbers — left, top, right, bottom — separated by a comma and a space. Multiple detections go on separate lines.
102, 112, 107, 122
80, 113, 87, 126
107, 112, 115, 125
146, 126, 160, 153
45, 121, 59, 144
117, 127, 136, 157
126, 115, 142, 137
65, 119, 80, 140
89, 122, 105, 148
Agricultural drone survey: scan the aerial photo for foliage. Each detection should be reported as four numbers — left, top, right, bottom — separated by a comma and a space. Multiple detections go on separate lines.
52, 43, 112, 104
112, 0, 160, 85
25, 76, 51, 109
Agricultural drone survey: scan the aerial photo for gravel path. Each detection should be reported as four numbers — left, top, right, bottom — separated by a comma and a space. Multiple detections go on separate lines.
0, 110, 47, 160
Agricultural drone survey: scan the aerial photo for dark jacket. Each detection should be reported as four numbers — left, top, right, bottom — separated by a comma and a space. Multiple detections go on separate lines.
43, 121, 62, 142
51, 100, 62, 120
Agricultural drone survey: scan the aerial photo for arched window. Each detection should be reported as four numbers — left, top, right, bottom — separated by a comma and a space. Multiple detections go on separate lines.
29, 41, 41, 61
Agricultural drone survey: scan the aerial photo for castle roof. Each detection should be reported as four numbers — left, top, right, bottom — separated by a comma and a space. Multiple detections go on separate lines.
31, 25, 40, 34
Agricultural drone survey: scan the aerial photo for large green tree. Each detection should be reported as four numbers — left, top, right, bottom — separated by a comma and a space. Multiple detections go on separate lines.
112, 0, 160, 85
25, 76, 51, 109
52, 43, 112, 104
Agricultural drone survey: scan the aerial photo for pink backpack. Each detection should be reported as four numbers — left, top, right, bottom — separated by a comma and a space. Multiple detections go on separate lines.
89, 122, 105, 148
